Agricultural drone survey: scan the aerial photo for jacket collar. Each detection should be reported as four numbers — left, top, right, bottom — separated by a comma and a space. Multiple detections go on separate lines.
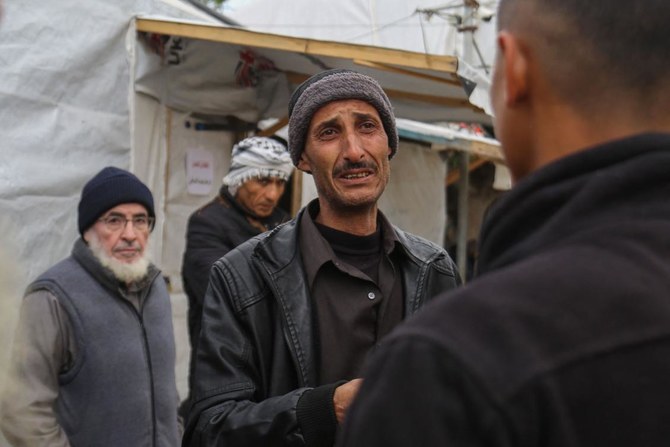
248, 200, 451, 385
478, 132, 670, 276
253, 199, 446, 275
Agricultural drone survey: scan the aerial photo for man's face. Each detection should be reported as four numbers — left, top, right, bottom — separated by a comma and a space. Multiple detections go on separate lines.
298, 99, 391, 213
85, 203, 150, 264
236, 177, 286, 218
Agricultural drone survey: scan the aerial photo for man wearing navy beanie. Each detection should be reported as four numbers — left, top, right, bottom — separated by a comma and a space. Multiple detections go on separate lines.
77, 166, 155, 237
1, 167, 181, 446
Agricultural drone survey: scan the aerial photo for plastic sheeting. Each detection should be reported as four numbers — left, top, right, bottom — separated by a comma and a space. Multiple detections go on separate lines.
133, 20, 490, 124
222, 0, 498, 100
159, 106, 235, 292
1, 0, 496, 412
135, 31, 292, 122
1, 0, 497, 302
0, 0, 229, 434
0, 0, 223, 293
380, 141, 447, 245
223, 0, 479, 59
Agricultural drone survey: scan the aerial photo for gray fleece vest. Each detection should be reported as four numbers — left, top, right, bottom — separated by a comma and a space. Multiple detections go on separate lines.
28, 256, 179, 447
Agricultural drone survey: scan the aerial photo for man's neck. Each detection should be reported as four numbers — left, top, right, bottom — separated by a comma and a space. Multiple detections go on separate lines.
528, 92, 670, 180
314, 202, 379, 236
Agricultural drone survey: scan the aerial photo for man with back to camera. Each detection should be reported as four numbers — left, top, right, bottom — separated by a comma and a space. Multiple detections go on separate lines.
338, 1, 670, 446
0, 167, 181, 446
180, 135, 292, 414
182, 69, 461, 447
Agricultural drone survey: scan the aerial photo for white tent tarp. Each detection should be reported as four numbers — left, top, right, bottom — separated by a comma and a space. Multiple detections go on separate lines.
222, 0, 498, 70
221, 0, 498, 113
1, 0, 499, 422
0, 0, 225, 287
0, 0, 227, 441
131, 15, 494, 285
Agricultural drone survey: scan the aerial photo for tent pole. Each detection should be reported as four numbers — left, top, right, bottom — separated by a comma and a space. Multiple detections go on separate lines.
457, 150, 470, 282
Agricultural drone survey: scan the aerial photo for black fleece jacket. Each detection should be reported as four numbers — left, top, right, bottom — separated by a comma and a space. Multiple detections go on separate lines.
340, 133, 670, 447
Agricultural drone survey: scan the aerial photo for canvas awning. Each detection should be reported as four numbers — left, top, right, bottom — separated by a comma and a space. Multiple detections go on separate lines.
132, 16, 501, 282
396, 118, 502, 162
134, 16, 493, 127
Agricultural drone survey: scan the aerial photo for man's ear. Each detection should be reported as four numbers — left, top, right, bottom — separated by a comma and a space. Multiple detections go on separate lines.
296, 153, 312, 174
498, 31, 530, 107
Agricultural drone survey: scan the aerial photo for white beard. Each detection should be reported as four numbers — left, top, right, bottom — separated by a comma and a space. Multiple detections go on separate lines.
87, 232, 151, 284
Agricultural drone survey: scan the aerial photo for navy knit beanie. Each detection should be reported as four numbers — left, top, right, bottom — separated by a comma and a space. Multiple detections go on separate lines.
288, 69, 399, 166
77, 167, 155, 236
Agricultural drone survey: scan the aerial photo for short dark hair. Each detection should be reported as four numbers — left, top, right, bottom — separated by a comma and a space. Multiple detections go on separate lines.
497, 0, 670, 110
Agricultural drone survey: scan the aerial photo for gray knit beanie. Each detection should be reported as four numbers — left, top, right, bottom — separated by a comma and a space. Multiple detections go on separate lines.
288, 69, 398, 166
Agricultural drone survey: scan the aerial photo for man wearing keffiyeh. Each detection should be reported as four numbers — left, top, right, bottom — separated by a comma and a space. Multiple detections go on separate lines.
180, 136, 293, 415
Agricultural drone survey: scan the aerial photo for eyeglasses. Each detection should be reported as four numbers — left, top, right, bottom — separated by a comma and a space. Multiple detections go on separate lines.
98, 215, 155, 232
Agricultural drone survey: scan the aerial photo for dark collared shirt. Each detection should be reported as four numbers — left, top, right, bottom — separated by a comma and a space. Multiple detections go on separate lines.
299, 201, 403, 385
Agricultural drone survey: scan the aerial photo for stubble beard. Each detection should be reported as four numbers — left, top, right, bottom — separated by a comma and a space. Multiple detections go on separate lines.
318, 159, 390, 212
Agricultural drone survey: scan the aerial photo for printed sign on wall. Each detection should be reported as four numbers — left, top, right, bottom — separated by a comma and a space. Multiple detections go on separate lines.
186, 147, 214, 196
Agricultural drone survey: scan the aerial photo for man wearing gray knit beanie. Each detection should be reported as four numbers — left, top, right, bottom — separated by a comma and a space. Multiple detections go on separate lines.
185, 70, 461, 447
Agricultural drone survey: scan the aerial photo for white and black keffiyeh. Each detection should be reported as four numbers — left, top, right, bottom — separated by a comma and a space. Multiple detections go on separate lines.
223, 137, 293, 195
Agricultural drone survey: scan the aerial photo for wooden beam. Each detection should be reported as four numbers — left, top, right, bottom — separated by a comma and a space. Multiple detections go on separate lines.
136, 18, 459, 73
385, 89, 475, 110
353, 59, 463, 87
257, 117, 289, 136
283, 71, 314, 85
446, 157, 488, 186
467, 140, 505, 162
284, 70, 477, 111
432, 138, 505, 163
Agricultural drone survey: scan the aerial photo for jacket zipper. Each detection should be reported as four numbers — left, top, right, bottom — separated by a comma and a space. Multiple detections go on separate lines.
138, 313, 158, 447
122, 288, 158, 447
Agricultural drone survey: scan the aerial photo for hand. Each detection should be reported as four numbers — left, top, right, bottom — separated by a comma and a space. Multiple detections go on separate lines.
333, 378, 363, 424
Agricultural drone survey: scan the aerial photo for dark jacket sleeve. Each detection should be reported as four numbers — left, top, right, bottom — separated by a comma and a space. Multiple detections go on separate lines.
182, 210, 238, 311
426, 249, 462, 297
396, 230, 462, 316
181, 199, 290, 314
183, 257, 337, 447
0, 290, 72, 446
337, 336, 500, 447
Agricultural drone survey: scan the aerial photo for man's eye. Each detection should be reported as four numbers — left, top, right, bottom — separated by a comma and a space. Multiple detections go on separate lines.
134, 216, 148, 225
319, 128, 337, 139
107, 216, 123, 225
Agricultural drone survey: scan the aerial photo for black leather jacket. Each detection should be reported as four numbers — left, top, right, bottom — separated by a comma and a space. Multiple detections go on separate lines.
183, 206, 460, 447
